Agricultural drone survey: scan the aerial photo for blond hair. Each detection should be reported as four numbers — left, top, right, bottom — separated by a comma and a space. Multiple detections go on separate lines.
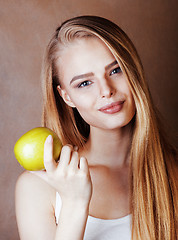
41, 16, 178, 240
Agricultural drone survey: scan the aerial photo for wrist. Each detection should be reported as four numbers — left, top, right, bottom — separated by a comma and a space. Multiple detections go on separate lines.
56, 199, 89, 240
62, 198, 90, 212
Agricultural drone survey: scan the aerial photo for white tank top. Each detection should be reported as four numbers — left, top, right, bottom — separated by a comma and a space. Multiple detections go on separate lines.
55, 192, 132, 240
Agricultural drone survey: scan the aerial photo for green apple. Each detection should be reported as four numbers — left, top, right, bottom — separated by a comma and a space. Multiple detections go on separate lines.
14, 127, 62, 171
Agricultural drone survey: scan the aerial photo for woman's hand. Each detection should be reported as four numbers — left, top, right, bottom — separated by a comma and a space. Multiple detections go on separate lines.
31, 135, 92, 206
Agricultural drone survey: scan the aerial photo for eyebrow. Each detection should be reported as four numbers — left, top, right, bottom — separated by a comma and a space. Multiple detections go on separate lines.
70, 60, 118, 85
105, 60, 118, 71
70, 72, 93, 85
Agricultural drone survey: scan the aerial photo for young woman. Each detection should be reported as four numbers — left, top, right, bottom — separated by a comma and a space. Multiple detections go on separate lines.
15, 15, 177, 240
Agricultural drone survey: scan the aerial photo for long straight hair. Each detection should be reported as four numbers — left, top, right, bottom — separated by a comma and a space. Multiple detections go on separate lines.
41, 16, 178, 240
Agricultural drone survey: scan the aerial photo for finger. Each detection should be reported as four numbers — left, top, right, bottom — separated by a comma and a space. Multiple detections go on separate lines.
44, 135, 57, 172
79, 157, 89, 172
58, 144, 73, 168
69, 151, 80, 169
73, 146, 78, 151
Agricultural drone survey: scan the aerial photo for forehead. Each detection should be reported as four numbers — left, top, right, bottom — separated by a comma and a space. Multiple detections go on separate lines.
57, 38, 117, 86
59, 36, 114, 59
56, 37, 116, 81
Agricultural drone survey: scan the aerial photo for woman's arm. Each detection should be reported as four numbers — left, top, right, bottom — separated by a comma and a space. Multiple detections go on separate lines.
15, 171, 57, 240
55, 199, 89, 239
15, 136, 92, 240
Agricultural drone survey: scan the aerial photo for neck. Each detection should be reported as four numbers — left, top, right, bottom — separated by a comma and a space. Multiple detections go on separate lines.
80, 123, 133, 169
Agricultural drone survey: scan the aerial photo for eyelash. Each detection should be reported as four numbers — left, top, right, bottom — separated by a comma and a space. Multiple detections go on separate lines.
110, 67, 122, 76
77, 67, 122, 88
77, 80, 92, 88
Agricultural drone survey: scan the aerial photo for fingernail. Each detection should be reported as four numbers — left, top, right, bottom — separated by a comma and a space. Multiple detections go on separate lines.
74, 146, 78, 151
46, 135, 52, 143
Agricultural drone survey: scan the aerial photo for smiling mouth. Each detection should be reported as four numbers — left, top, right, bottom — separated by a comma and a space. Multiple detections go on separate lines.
98, 101, 125, 114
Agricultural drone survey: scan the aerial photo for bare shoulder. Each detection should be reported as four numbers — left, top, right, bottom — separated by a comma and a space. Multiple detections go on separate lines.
15, 171, 57, 239
15, 171, 56, 214
15, 170, 55, 201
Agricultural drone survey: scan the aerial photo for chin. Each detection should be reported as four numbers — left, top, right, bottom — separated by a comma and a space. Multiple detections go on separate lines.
101, 115, 135, 130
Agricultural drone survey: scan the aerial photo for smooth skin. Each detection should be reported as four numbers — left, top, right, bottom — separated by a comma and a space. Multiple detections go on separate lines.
15, 37, 135, 239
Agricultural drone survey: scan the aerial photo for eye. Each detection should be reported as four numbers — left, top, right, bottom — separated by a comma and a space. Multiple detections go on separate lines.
110, 67, 122, 76
77, 80, 92, 88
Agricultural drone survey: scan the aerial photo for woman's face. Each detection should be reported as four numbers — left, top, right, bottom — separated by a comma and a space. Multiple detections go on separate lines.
57, 37, 135, 130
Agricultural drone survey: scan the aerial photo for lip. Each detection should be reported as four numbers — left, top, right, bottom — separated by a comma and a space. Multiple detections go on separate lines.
98, 101, 125, 114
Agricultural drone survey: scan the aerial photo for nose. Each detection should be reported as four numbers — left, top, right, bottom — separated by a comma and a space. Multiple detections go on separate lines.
100, 78, 115, 98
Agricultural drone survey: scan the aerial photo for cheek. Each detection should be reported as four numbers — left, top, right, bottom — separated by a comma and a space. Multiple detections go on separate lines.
70, 91, 95, 110
127, 92, 136, 120
71, 95, 97, 124
129, 95, 136, 114
120, 82, 136, 114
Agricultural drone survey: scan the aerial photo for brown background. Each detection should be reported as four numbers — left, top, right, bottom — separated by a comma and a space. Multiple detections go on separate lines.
0, 0, 177, 239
